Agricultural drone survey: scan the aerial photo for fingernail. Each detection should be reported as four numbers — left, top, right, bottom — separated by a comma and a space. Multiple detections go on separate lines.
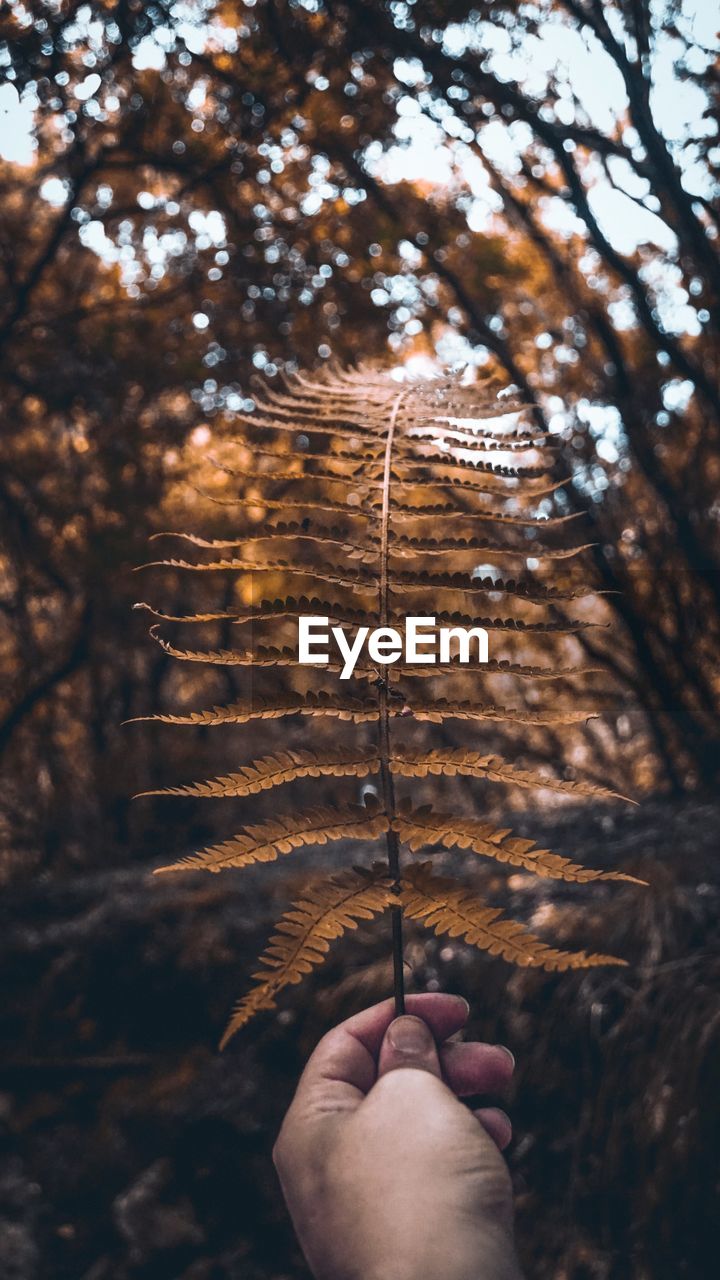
388, 1015, 434, 1056
497, 1045, 515, 1068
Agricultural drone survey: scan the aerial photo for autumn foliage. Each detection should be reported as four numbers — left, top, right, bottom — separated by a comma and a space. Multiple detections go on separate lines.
2, 3, 719, 885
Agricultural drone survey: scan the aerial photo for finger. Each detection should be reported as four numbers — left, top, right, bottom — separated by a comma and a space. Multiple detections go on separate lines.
474, 1106, 513, 1151
440, 1042, 515, 1097
343, 992, 470, 1061
377, 1015, 443, 1079
295, 993, 469, 1106
276, 995, 471, 1167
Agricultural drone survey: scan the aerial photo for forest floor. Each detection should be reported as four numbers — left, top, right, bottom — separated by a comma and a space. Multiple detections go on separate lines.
2, 794, 719, 1280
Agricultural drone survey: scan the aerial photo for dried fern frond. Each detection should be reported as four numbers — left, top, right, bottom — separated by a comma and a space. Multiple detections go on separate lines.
406, 699, 596, 726
393, 803, 645, 884
385, 533, 593, 561
219, 867, 394, 1050
156, 804, 389, 874
136, 748, 380, 799
150, 525, 377, 562
400, 864, 628, 970
133, 364, 643, 1046
128, 690, 382, 727
138, 554, 378, 594
147, 630, 598, 683
137, 748, 632, 806
130, 692, 595, 729
390, 750, 634, 804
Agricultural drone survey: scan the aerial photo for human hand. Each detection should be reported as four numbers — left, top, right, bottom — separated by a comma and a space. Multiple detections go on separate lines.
273, 993, 521, 1280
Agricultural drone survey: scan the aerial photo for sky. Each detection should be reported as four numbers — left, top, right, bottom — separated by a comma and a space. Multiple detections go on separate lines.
374, 2, 717, 258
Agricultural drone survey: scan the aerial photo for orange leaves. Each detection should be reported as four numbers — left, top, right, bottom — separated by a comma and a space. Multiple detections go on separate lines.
406, 698, 596, 726
400, 864, 628, 971
390, 749, 633, 803
219, 867, 394, 1049
155, 804, 389, 874
138, 747, 630, 804
393, 802, 645, 884
137, 553, 378, 594
128, 689, 381, 726
136, 748, 380, 799
132, 366, 643, 1041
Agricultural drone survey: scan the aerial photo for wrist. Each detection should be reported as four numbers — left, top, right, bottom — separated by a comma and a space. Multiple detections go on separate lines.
355, 1220, 522, 1280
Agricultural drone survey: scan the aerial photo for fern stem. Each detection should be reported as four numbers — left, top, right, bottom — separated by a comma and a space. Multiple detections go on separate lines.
378, 388, 408, 1016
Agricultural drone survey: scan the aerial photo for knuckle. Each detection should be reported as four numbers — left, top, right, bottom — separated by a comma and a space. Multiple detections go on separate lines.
272, 1123, 289, 1172
373, 1065, 443, 1104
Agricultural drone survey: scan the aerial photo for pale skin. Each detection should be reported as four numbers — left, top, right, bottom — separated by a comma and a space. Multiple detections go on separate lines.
273, 993, 523, 1280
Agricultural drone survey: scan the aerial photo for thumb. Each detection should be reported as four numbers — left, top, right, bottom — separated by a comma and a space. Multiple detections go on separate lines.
377, 1015, 443, 1080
